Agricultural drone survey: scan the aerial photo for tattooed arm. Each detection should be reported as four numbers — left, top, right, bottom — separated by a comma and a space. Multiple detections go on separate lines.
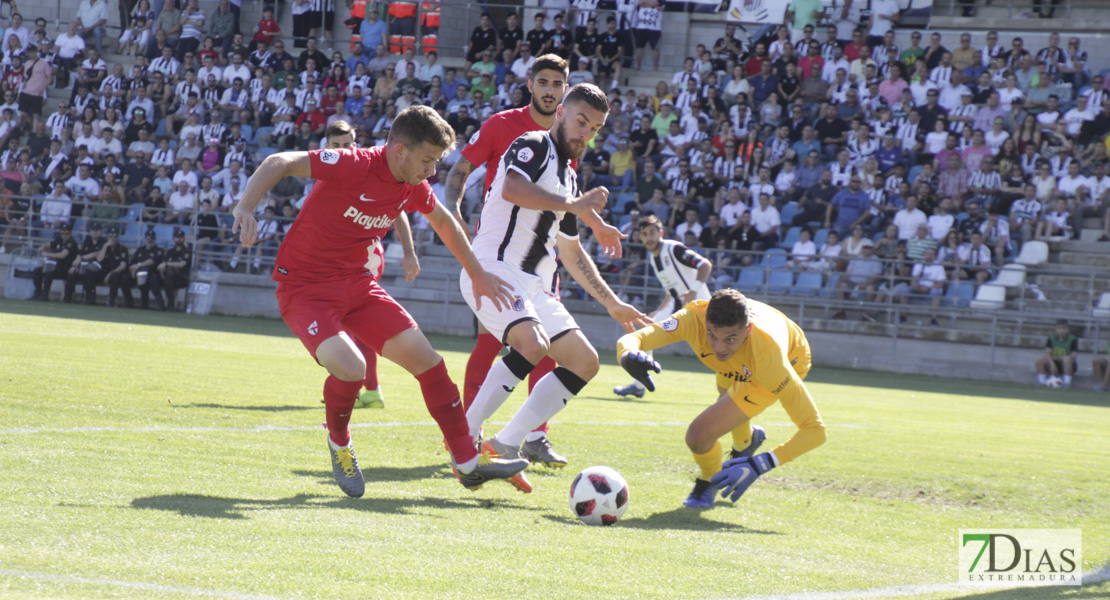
558, 235, 652, 332
444, 155, 475, 238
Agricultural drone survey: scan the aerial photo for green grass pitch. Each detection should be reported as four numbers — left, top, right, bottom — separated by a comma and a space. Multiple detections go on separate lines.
0, 297, 1107, 600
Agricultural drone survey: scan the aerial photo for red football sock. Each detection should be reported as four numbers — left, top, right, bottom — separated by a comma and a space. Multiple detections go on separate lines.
323, 375, 362, 447
528, 356, 557, 435
361, 345, 379, 391
416, 359, 477, 463
463, 332, 503, 407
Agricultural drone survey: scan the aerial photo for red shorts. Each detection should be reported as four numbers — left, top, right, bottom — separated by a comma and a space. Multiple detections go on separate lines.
277, 274, 416, 359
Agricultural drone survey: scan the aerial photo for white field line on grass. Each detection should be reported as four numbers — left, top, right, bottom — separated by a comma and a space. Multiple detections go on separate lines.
0, 421, 861, 436
3, 562, 1107, 600
0, 569, 296, 600
716, 560, 1110, 600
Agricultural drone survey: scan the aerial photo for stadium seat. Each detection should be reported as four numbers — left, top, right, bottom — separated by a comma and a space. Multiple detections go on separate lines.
822, 272, 841, 297
615, 192, 636, 213
907, 165, 923, 184
1014, 241, 1049, 266
762, 248, 789, 269
254, 126, 273, 146
791, 271, 823, 295
955, 212, 969, 227
767, 269, 794, 294
736, 268, 765, 292
1094, 292, 1110, 319
873, 231, 884, 242
123, 204, 144, 222
779, 226, 800, 249
993, 264, 1026, 288
240, 124, 254, 143
256, 147, 278, 161
71, 218, 86, 234
152, 224, 176, 243
945, 281, 976, 307
969, 283, 1006, 310
813, 228, 829, 248
779, 201, 799, 226
618, 214, 632, 229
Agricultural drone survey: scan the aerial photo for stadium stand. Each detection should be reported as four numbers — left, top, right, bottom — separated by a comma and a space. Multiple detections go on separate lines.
2, 0, 1110, 386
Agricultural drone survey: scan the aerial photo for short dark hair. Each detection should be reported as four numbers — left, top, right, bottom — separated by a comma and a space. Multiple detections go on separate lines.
532, 54, 569, 79
637, 214, 663, 231
388, 105, 456, 152
563, 83, 609, 115
325, 120, 355, 139
705, 289, 750, 329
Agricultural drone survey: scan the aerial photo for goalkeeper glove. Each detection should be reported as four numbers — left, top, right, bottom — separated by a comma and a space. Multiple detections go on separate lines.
619, 350, 661, 392
710, 452, 776, 502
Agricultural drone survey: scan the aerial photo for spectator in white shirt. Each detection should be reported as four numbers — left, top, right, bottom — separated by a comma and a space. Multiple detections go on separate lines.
907, 246, 947, 325
750, 192, 781, 247
789, 228, 819, 270
674, 208, 703, 241
1056, 161, 1090, 200
1062, 95, 1094, 137
167, 179, 197, 224
719, 188, 748, 228
75, 0, 108, 56
893, 196, 928, 240
980, 209, 1010, 266
956, 231, 993, 284
927, 197, 956, 241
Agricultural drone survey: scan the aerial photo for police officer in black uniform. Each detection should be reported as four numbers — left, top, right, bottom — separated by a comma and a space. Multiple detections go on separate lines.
152, 228, 193, 311
98, 227, 132, 307
65, 221, 107, 304
31, 222, 80, 301
123, 229, 165, 309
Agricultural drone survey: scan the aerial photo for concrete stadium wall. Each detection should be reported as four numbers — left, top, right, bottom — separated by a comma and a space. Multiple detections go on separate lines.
0, 251, 1046, 385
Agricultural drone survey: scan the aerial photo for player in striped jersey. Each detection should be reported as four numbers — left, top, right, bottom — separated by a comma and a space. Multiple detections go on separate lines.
614, 214, 711, 398
460, 84, 651, 492
443, 54, 571, 467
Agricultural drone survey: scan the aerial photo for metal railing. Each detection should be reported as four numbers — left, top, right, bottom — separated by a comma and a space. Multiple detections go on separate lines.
939, 0, 1075, 18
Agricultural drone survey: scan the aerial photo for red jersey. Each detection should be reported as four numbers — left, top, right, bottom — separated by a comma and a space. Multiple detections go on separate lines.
254, 18, 280, 44
460, 106, 543, 195
273, 146, 435, 283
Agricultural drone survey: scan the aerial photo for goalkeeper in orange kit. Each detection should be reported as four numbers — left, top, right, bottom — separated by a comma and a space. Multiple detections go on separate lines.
616, 288, 827, 508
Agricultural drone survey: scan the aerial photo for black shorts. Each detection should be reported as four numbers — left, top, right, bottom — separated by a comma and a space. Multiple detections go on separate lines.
634, 29, 660, 49
304, 10, 334, 31
597, 57, 617, 74
1052, 357, 1076, 372
18, 92, 43, 116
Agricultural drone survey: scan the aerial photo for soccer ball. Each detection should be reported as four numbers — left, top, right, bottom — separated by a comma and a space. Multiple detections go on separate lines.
569, 466, 629, 526
1045, 376, 1063, 388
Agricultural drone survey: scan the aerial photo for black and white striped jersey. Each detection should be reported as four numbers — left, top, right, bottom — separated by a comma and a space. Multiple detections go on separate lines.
649, 239, 708, 301
474, 131, 580, 290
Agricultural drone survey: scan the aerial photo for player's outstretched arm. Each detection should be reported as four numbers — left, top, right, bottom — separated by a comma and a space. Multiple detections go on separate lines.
426, 202, 514, 312
443, 155, 475, 237
503, 171, 609, 216
559, 236, 652, 332
392, 213, 420, 282
233, 151, 311, 247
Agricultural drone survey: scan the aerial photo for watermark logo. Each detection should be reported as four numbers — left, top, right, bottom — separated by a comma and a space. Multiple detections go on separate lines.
959, 529, 1081, 586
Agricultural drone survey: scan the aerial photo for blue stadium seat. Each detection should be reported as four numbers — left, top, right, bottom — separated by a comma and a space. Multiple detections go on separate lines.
873, 231, 884, 242
618, 214, 632, 229
945, 281, 976, 307
908, 165, 923, 184
761, 248, 789, 269
123, 204, 144, 222
813, 228, 829, 248
779, 201, 799, 226
239, 124, 254, 143
615, 192, 636, 214
71, 218, 86, 235
736, 268, 765, 293
256, 147, 278, 161
254, 126, 273, 145
767, 269, 795, 294
791, 271, 823, 295
823, 272, 841, 297
152, 224, 176, 244
779, 226, 800, 249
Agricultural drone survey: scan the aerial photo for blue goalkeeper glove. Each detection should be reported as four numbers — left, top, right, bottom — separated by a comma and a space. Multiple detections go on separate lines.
619, 350, 661, 392
710, 452, 776, 502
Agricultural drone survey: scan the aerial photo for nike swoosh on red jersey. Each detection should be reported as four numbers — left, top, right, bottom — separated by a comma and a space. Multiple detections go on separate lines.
359, 194, 376, 202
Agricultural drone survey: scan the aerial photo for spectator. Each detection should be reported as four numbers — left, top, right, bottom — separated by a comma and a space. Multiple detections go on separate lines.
825, 174, 870, 236
926, 197, 955, 241
151, 228, 192, 311
833, 240, 882, 318
956, 231, 992, 284
903, 246, 947, 326
749, 192, 781, 247
788, 227, 819, 270
1035, 319, 1078, 387
633, 0, 662, 71
75, 0, 108, 57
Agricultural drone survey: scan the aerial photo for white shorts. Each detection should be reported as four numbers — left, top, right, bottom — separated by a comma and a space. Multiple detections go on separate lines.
460, 262, 579, 344
648, 286, 712, 321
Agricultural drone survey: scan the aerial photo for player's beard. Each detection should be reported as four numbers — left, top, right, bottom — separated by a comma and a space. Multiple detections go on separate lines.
531, 89, 558, 116
552, 120, 584, 161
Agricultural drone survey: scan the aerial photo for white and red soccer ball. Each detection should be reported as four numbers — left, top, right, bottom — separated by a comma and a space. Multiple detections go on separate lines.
569, 466, 629, 526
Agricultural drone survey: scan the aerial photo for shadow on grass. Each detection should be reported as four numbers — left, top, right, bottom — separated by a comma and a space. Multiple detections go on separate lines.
130, 492, 538, 519
542, 507, 783, 534
946, 584, 1107, 599
292, 464, 445, 485
182, 403, 317, 412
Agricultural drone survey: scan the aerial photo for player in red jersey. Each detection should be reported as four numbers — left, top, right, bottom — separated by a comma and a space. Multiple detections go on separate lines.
232, 106, 529, 498
443, 53, 572, 468
317, 121, 420, 410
